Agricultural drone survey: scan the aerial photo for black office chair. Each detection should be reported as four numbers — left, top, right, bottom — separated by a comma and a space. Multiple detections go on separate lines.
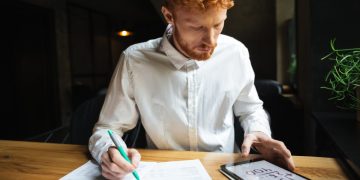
70, 94, 146, 148
25, 124, 70, 143
234, 80, 281, 151
253, 79, 304, 154
234, 80, 303, 154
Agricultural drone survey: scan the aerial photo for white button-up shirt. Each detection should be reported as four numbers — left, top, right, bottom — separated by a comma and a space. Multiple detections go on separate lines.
89, 27, 271, 163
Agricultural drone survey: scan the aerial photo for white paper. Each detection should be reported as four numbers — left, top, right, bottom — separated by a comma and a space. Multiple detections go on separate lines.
142, 159, 211, 180
60, 160, 156, 180
59, 160, 103, 180
60, 159, 211, 180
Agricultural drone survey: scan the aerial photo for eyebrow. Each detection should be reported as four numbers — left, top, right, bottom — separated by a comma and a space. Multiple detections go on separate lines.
185, 16, 227, 26
184, 17, 197, 23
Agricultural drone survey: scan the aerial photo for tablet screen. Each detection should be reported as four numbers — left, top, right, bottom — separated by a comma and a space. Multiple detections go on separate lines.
224, 160, 309, 180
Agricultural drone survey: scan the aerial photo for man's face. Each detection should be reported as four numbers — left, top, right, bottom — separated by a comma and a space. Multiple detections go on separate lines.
162, 6, 227, 60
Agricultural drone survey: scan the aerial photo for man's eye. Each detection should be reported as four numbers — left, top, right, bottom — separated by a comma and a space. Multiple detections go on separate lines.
214, 23, 222, 29
192, 26, 202, 31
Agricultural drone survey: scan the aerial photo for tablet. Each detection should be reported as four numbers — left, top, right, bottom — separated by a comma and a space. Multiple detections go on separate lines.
220, 159, 310, 180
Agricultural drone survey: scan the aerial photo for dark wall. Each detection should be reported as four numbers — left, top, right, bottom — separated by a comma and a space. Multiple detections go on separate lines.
310, 0, 360, 112
3, 0, 297, 143
68, 5, 113, 109
3, 0, 164, 140
3, 2, 60, 139
297, 0, 360, 154
67, 2, 165, 109
224, 0, 276, 80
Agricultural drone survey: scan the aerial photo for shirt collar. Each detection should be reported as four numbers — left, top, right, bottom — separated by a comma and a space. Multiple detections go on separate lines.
159, 25, 205, 70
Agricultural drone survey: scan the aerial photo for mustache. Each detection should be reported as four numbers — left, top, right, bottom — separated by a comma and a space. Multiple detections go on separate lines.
199, 43, 217, 49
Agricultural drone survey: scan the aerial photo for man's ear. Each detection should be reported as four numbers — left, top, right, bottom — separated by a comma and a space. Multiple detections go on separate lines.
161, 6, 174, 24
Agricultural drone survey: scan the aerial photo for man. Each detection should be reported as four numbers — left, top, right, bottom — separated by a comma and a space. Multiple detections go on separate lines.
89, 0, 295, 179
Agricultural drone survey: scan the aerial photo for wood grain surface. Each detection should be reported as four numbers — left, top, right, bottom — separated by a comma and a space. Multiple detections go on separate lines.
0, 140, 349, 179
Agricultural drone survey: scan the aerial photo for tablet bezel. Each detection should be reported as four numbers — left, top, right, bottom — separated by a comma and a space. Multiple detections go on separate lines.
219, 158, 310, 180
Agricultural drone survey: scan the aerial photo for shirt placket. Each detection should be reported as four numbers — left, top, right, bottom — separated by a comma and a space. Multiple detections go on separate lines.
186, 61, 198, 151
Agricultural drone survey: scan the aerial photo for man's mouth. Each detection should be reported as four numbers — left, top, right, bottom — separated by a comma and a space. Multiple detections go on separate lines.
197, 47, 212, 52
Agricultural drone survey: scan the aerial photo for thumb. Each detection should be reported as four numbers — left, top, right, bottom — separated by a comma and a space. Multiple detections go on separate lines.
241, 134, 255, 157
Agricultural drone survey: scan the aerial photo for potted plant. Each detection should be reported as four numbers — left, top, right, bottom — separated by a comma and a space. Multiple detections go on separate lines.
321, 39, 360, 122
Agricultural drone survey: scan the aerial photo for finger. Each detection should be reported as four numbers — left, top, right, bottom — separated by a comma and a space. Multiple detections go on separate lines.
101, 151, 113, 166
102, 148, 134, 179
285, 156, 296, 171
101, 162, 122, 180
266, 140, 295, 171
128, 148, 141, 168
108, 147, 134, 173
102, 149, 124, 174
108, 162, 131, 175
241, 134, 256, 157
101, 170, 113, 180
270, 140, 292, 158
102, 161, 130, 179
274, 154, 296, 171
102, 171, 122, 180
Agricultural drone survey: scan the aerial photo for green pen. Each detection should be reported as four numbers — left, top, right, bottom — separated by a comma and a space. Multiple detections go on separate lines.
107, 130, 140, 180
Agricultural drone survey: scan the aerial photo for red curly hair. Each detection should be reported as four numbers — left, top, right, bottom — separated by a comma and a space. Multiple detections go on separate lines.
164, 0, 234, 10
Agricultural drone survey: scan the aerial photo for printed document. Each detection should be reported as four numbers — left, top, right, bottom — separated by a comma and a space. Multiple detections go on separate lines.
60, 159, 211, 180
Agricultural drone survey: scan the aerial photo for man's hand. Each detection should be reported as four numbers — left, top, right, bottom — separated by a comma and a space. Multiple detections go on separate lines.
100, 147, 141, 180
241, 132, 295, 171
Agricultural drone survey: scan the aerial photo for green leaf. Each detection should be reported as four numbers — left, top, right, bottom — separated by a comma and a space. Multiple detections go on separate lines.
321, 38, 360, 110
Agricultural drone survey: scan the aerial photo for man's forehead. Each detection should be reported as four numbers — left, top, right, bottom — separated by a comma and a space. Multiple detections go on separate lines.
174, 9, 227, 25
173, 6, 227, 20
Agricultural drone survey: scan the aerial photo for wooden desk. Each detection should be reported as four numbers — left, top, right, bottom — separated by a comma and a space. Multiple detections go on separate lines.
313, 112, 360, 179
0, 140, 349, 179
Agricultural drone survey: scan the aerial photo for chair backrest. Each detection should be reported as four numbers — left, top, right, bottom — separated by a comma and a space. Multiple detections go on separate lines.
70, 94, 146, 148
234, 80, 281, 148
253, 79, 303, 154
255, 79, 283, 98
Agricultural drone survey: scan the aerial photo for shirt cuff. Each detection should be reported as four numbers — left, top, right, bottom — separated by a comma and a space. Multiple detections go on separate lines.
239, 110, 272, 138
89, 130, 128, 164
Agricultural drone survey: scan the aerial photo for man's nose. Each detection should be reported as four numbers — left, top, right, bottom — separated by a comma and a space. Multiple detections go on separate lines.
202, 29, 216, 46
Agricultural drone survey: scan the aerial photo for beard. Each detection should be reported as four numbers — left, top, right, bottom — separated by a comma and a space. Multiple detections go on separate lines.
173, 29, 217, 61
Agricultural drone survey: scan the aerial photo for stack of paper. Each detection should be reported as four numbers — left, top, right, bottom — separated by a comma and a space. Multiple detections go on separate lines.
60, 159, 211, 180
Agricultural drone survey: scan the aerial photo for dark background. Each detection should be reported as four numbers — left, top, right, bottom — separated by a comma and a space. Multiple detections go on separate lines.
2, 0, 360, 157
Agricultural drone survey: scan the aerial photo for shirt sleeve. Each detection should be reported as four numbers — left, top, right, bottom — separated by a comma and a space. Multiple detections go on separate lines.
88, 52, 139, 163
233, 45, 271, 137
